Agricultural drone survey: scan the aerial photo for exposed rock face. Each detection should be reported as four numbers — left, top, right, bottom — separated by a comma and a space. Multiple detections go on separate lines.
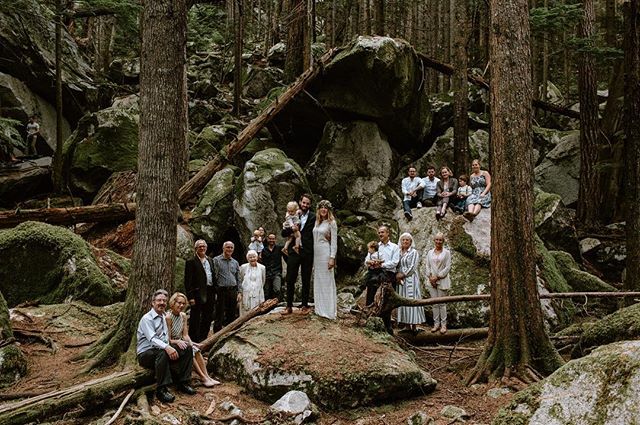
534, 130, 580, 207
312, 36, 432, 151
415, 127, 490, 175
0, 222, 119, 307
550, 250, 615, 293
63, 96, 139, 200
233, 149, 310, 246
0, 291, 27, 388
244, 66, 283, 99
307, 121, 399, 216
534, 188, 580, 259
0, 0, 96, 123
190, 166, 238, 246
0, 156, 52, 207
494, 341, 640, 425
208, 314, 436, 408
0, 72, 71, 152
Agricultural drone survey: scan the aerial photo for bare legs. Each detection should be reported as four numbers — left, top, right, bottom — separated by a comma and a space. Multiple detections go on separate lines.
192, 351, 219, 387
464, 203, 482, 221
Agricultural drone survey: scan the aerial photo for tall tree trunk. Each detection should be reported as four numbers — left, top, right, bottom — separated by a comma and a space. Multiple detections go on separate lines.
81, 0, 189, 371
576, 0, 600, 228
373, 0, 384, 35
467, 0, 563, 383
541, 0, 549, 104
331, 0, 336, 46
303, 0, 312, 69
284, 0, 304, 82
452, 0, 469, 176
624, 0, 640, 295
92, 16, 116, 76
233, 0, 243, 116
53, 0, 64, 193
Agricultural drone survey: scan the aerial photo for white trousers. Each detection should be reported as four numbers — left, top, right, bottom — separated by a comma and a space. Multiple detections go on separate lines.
427, 286, 447, 326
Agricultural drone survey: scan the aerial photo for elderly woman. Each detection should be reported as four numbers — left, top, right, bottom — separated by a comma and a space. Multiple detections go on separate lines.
313, 199, 338, 319
464, 159, 492, 221
396, 232, 425, 333
436, 166, 458, 220
166, 292, 220, 387
239, 250, 266, 315
425, 233, 452, 334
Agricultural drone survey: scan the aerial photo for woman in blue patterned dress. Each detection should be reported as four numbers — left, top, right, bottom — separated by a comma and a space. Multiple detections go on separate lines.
396, 232, 425, 332
464, 159, 492, 221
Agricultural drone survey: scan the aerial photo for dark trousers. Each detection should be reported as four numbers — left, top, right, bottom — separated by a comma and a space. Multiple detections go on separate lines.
138, 345, 193, 388
265, 274, 282, 300
422, 194, 437, 206
188, 286, 215, 342
214, 287, 238, 332
285, 253, 313, 308
402, 196, 421, 215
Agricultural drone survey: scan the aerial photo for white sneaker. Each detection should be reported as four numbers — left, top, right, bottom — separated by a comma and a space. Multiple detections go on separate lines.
417, 202, 423, 209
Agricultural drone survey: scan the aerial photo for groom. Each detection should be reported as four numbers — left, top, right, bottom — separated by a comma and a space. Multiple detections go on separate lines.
281, 193, 315, 315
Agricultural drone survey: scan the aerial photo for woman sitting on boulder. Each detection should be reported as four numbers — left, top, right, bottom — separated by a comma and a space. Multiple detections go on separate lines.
435, 166, 458, 220
425, 233, 452, 334
166, 292, 220, 387
464, 159, 492, 221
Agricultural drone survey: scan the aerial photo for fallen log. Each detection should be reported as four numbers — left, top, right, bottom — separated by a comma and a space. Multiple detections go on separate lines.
178, 47, 341, 204
198, 298, 279, 353
0, 369, 153, 425
399, 328, 489, 344
0, 203, 136, 229
416, 52, 581, 119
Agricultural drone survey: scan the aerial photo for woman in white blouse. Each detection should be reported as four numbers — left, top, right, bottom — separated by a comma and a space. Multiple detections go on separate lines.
312, 199, 338, 319
239, 250, 266, 315
425, 232, 452, 334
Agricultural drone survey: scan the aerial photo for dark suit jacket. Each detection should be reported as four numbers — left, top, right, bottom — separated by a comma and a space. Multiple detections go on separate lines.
282, 211, 315, 258
184, 256, 214, 304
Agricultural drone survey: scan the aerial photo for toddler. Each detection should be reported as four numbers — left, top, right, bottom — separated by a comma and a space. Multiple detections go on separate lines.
454, 174, 472, 213
248, 229, 264, 256
282, 201, 302, 255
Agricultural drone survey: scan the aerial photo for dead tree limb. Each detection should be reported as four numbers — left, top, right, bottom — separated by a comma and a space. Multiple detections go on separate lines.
198, 298, 279, 353
0, 203, 136, 229
105, 388, 135, 425
0, 369, 153, 425
416, 52, 581, 119
177, 48, 341, 205
399, 328, 489, 344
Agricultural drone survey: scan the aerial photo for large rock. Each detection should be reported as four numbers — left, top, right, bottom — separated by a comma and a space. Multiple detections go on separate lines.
233, 149, 310, 246
190, 166, 239, 246
244, 66, 283, 99
208, 314, 436, 407
550, 250, 616, 293
415, 127, 489, 175
0, 291, 27, 388
0, 0, 96, 123
0, 156, 52, 207
534, 130, 580, 207
0, 221, 118, 307
493, 341, 640, 425
0, 72, 71, 152
63, 95, 139, 200
534, 188, 580, 259
307, 121, 399, 216
312, 36, 432, 151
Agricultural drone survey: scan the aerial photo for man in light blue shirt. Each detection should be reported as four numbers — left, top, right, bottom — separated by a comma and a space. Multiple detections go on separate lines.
401, 165, 425, 221
136, 289, 195, 403
422, 165, 440, 206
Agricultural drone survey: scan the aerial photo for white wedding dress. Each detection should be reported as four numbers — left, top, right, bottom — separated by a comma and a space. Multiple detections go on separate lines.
312, 220, 338, 319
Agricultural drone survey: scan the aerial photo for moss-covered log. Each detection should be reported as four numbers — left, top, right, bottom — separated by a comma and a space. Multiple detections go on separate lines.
0, 203, 136, 229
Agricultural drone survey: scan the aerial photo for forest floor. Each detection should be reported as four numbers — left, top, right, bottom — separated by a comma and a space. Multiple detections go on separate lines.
2, 303, 515, 425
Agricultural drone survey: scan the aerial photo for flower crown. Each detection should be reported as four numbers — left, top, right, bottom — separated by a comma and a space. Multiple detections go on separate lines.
317, 199, 333, 210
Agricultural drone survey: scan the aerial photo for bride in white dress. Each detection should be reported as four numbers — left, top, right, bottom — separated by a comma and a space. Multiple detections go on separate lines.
312, 199, 338, 319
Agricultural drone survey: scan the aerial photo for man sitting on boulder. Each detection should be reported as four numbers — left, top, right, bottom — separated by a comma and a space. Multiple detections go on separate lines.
136, 289, 196, 403
401, 165, 425, 221
421, 165, 440, 207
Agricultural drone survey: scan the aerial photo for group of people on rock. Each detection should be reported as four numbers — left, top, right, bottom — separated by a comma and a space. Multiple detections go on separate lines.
401, 159, 492, 222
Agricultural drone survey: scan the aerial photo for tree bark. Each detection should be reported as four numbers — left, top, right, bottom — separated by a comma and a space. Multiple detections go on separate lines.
624, 0, 640, 296
452, 0, 470, 176
373, 0, 384, 35
81, 0, 189, 371
52, 0, 64, 193
576, 0, 600, 228
468, 0, 563, 384
284, 0, 305, 82
233, 0, 244, 116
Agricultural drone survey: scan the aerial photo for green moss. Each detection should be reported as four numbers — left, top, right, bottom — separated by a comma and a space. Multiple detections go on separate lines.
573, 303, 640, 358
534, 188, 562, 227
492, 383, 543, 425
448, 217, 477, 258
0, 345, 28, 388
0, 222, 117, 307
550, 250, 615, 292
190, 166, 238, 244
0, 292, 12, 340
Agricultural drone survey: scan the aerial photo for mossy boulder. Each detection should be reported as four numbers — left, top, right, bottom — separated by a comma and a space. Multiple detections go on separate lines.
244, 66, 283, 99
534, 130, 580, 207
0, 221, 118, 307
190, 165, 238, 246
313, 36, 432, 151
337, 218, 380, 271
494, 341, 640, 425
307, 121, 399, 216
63, 95, 139, 200
550, 250, 616, 293
415, 127, 489, 175
233, 149, 310, 246
0, 291, 27, 388
534, 188, 580, 259
208, 314, 436, 408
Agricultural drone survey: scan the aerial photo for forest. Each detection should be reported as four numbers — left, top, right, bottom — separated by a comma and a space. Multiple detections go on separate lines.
0, 0, 639, 424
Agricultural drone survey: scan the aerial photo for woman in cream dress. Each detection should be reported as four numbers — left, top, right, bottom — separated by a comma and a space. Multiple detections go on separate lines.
239, 250, 266, 314
425, 232, 452, 334
396, 232, 426, 332
312, 199, 338, 319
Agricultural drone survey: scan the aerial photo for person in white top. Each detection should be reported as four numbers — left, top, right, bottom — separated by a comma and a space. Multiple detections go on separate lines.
364, 225, 400, 334
312, 199, 338, 319
425, 232, 452, 334
239, 250, 266, 314
421, 166, 440, 207
401, 165, 425, 221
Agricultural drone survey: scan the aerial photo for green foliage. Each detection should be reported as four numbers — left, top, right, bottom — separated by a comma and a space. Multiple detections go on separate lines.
530, 3, 582, 33
76, 0, 141, 57
188, 4, 228, 53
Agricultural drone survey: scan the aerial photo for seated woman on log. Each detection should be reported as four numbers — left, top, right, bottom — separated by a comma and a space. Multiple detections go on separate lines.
166, 292, 220, 387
